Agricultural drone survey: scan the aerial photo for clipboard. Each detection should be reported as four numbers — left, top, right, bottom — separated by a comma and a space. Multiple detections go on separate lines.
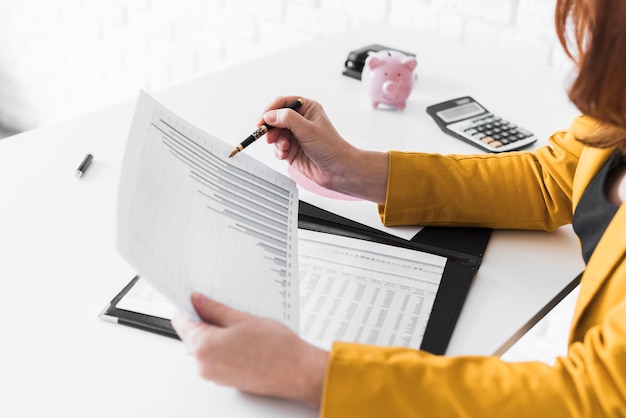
298, 201, 490, 354
101, 202, 491, 355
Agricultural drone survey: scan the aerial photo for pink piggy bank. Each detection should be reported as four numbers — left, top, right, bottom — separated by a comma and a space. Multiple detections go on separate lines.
362, 50, 417, 109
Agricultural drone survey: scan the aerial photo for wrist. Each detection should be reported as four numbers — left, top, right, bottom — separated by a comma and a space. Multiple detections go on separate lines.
294, 344, 329, 407
333, 149, 389, 204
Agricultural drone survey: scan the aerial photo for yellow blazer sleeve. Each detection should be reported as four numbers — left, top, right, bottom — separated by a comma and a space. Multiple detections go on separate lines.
321, 244, 626, 416
378, 117, 594, 230
321, 291, 626, 418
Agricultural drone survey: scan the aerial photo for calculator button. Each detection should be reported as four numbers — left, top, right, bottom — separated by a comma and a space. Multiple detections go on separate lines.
481, 136, 495, 144
491, 141, 503, 148
516, 127, 533, 136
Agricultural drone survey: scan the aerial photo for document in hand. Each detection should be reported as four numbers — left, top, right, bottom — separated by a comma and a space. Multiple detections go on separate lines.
113, 91, 458, 353
117, 91, 300, 330
108, 226, 449, 351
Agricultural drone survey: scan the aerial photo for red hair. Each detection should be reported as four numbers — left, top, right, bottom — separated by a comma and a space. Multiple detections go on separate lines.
555, 0, 626, 149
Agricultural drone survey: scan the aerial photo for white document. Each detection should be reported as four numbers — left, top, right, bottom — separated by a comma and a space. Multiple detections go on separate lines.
117, 228, 447, 351
298, 229, 446, 350
117, 91, 300, 330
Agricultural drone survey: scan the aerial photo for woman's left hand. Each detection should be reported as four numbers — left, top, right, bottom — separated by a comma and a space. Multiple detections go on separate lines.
171, 292, 328, 406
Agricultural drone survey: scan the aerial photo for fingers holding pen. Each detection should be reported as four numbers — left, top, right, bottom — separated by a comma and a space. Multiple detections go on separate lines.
230, 97, 305, 158
262, 108, 292, 148
264, 111, 304, 161
260, 95, 306, 117
258, 96, 306, 130
261, 96, 311, 160
256, 96, 360, 193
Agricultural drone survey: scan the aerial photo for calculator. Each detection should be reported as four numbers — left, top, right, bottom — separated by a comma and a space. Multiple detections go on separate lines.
426, 96, 537, 153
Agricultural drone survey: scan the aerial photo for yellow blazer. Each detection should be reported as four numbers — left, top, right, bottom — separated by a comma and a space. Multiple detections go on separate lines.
320, 116, 626, 417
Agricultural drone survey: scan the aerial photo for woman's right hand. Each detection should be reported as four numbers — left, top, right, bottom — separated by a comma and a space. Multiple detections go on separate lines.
261, 96, 389, 203
261, 96, 356, 191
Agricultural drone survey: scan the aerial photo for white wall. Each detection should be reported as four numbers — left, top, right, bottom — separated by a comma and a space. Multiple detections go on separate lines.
0, 0, 565, 131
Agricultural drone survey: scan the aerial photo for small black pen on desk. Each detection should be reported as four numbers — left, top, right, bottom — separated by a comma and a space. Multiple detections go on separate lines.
75, 153, 93, 178
228, 98, 303, 158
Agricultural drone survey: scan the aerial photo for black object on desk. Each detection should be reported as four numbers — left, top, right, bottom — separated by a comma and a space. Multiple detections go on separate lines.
342, 44, 416, 80
75, 153, 93, 178
100, 275, 177, 339
102, 202, 491, 355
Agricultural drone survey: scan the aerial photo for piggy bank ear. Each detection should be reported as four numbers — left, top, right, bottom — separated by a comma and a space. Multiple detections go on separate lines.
366, 56, 384, 70
402, 57, 417, 72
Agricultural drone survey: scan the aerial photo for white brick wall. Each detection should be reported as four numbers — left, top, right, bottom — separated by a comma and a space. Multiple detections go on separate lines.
0, 0, 564, 132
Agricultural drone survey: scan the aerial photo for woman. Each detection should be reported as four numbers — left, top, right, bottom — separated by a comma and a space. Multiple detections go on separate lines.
172, 0, 626, 415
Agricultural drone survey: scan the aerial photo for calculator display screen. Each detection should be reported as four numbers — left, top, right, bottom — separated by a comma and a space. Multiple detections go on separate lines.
437, 102, 485, 123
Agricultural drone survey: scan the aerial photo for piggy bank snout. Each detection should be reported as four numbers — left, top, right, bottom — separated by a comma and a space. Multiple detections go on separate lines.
383, 80, 400, 94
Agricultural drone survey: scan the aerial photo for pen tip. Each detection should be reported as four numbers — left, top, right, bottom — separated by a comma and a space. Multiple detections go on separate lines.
228, 149, 238, 158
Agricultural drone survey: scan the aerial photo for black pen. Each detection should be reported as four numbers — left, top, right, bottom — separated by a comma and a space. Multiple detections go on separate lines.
228, 98, 303, 158
75, 153, 93, 178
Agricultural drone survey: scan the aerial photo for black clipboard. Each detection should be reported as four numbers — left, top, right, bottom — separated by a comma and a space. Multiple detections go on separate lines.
101, 202, 491, 355
100, 275, 178, 339
298, 201, 491, 355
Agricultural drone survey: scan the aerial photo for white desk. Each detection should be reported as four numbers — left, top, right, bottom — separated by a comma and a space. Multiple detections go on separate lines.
0, 26, 583, 417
